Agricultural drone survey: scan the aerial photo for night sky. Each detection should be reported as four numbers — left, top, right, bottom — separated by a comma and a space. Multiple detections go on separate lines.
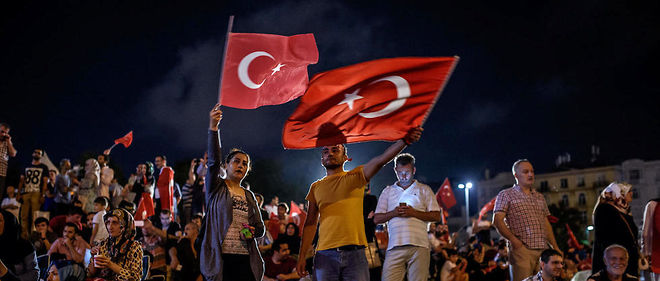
2, 1, 659, 204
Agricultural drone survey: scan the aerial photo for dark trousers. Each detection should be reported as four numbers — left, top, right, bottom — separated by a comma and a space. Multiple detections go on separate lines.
222, 254, 256, 281
0, 176, 6, 200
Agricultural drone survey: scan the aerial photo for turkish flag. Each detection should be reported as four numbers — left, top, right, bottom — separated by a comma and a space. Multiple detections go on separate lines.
290, 200, 303, 216
477, 197, 497, 221
436, 177, 457, 210
114, 131, 133, 148
220, 33, 319, 109
282, 57, 458, 149
565, 223, 583, 249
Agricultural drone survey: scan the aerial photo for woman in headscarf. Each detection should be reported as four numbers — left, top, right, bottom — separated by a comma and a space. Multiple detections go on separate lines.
88, 208, 143, 281
0, 209, 39, 281
592, 182, 639, 276
199, 104, 265, 281
276, 222, 301, 258
79, 158, 101, 213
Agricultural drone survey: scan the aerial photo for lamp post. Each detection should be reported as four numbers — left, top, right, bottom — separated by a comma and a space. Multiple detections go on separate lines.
458, 182, 473, 227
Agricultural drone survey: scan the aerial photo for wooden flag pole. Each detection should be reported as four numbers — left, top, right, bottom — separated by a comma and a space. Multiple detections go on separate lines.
420, 55, 460, 126
217, 15, 235, 103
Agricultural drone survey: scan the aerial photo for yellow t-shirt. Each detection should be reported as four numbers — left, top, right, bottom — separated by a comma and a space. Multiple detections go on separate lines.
306, 165, 368, 251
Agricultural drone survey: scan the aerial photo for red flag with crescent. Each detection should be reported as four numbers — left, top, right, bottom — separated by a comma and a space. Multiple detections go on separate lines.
282, 57, 458, 149
435, 177, 457, 210
477, 197, 497, 221
114, 131, 133, 148
565, 223, 583, 249
220, 33, 319, 109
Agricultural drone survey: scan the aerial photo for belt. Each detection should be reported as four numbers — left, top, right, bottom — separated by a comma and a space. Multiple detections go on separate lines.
328, 245, 366, 251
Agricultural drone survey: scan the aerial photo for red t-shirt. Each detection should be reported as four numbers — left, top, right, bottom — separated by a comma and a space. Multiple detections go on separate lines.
264, 255, 296, 278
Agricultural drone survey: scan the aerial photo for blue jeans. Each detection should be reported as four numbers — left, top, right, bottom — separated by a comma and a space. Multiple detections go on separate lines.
313, 247, 369, 281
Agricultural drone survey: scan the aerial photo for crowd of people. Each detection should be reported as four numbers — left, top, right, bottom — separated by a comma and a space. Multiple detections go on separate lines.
1, 104, 659, 281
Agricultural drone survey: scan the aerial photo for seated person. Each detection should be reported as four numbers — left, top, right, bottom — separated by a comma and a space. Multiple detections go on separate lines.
29, 217, 57, 256
522, 249, 565, 281
88, 208, 143, 281
263, 240, 300, 281
47, 222, 90, 263
50, 207, 84, 238
170, 223, 202, 281
587, 245, 638, 281
441, 249, 468, 281
141, 222, 167, 277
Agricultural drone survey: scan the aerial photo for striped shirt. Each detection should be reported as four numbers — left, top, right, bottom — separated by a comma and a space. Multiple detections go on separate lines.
494, 185, 550, 249
181, 183, 193, 209
0, 141, 8, 177
376, 180, 441, 250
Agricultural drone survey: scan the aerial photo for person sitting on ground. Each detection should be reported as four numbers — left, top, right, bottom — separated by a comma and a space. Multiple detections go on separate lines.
441, 249, 467, 281
275, 223, 301, 258
263, 240, 300, 281
48, 222, 90, 264
88, 208, 143, 281
140, 221, 167, 277
50, 207, 85, 238
169, 222, 202, 281
0, 209, 39, 281
587, 245, 638, 281
29, 217, 57, 256
522, 249, 565, 281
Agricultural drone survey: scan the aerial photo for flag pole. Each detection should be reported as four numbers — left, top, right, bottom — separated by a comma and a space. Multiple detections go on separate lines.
217, 15, 235, 103
420, 56, 460, 126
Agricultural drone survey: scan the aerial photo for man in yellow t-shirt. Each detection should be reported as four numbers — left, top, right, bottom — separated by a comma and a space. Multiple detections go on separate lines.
296, 127, 423, 281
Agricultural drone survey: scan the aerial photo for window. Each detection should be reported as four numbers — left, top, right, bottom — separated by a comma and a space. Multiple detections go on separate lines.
577, 176, 585, 187
560, 178, 568, 188
629, 170, 641, 184
539, 181, 549, 192
561, 195, 569, 207
632, 188, 639, 199
578, 193, 586, 206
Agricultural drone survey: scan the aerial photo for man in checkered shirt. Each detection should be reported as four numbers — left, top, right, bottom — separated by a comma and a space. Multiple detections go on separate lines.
493, 159, 562, 281
0, 123, 18, 200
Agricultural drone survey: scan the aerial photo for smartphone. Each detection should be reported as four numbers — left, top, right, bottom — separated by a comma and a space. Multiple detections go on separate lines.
135, 220, 144, 227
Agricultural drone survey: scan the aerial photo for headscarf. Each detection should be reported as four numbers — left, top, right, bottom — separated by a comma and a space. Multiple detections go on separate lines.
102, 208, 136, 267
81, 158, 100, 188
0, 210, 34, 264
599, 182, 632, 213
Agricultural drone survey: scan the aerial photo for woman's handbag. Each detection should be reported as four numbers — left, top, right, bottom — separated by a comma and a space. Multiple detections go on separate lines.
619, 212, 650, 271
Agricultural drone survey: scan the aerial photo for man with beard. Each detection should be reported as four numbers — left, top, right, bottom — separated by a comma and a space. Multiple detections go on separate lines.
18, 149, 49, 236
522, 249, 565, 281
493, 159, 562, 281
374, 153, 441, 281
587, 245, 638, 281
296, 127, 423, 281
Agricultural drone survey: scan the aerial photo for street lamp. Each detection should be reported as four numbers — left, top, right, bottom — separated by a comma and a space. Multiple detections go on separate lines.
458, 182, 473, 227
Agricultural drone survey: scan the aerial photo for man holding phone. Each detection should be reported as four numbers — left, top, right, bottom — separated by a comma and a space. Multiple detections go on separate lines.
374, 153, 442, 281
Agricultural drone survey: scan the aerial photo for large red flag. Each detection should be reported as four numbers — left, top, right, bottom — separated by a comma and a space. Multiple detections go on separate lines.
282, 57, 458, 149
436, 177, 457, 210
477, 197, 497, 221
114, 131, 133, 148
220, 33, 319, 109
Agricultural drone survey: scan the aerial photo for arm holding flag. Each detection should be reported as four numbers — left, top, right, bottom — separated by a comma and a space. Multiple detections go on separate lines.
206, 104, 224, 197
363, 126, 422, 181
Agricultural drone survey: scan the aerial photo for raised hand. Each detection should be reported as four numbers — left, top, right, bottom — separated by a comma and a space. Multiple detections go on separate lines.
209, 103, 223, 130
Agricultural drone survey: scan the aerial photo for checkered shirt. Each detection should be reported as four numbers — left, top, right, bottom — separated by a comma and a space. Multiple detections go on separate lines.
0, 142, 8, 177
494, 185, 550, 249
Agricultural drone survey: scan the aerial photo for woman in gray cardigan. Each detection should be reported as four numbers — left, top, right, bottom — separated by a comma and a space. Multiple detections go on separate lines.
200, 104, 266, 281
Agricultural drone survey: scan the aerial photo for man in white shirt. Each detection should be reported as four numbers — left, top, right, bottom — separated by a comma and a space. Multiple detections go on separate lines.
374, 153, 442, 281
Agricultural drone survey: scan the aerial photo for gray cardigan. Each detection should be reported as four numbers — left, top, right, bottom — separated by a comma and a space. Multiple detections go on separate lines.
200, 130, 265, 281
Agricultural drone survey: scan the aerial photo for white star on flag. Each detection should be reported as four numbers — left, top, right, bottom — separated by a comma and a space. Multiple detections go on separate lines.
271, 63, 285, 75
338, 89, 364, 110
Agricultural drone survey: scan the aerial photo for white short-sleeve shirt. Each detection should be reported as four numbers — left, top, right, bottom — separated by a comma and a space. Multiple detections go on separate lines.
375, 180, 441, 250
92, 209, 109, 243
